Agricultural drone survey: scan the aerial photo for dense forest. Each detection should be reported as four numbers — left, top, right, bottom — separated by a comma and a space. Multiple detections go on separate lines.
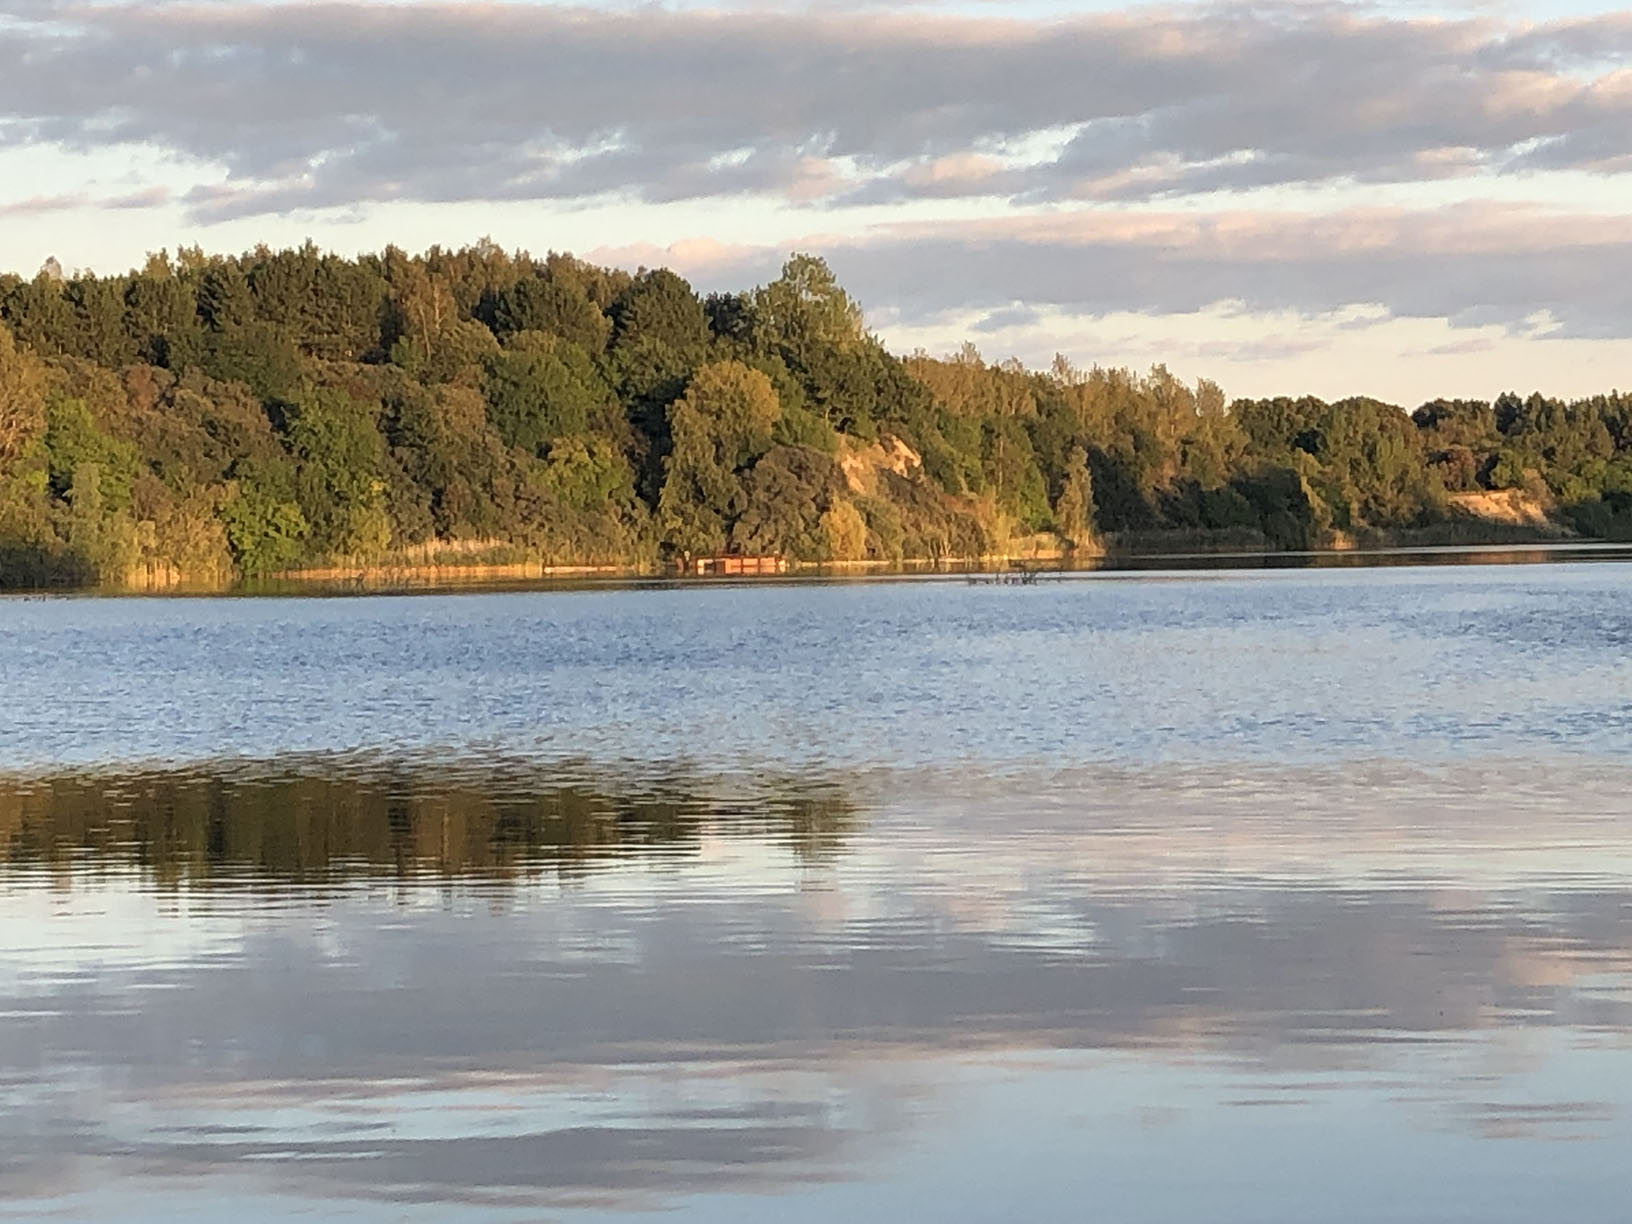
2, 241, 1629, 589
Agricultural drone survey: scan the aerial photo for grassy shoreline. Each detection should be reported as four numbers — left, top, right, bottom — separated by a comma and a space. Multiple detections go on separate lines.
5, 521, 1623, 596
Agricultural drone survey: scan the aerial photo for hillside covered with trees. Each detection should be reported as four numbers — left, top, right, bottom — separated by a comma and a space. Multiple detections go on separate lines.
1, 242, 1629, 589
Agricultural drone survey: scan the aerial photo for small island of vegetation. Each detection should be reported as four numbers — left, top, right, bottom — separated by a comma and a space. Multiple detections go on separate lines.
2, 242, 1629, 590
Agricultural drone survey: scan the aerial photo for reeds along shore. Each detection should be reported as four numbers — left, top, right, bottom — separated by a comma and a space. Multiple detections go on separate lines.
104, 526, 1590, 597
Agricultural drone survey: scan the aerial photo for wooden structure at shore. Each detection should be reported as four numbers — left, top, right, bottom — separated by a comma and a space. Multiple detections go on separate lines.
683, 553, 789, 577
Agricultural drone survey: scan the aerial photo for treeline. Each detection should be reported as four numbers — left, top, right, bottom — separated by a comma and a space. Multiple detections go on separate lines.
1, 241, 1629, 588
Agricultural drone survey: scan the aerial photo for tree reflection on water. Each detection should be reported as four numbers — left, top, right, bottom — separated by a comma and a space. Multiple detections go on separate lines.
0, 754, 858, 886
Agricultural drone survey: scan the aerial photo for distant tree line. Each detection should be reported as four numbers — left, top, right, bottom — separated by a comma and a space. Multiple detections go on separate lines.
1, 241, 1628, 587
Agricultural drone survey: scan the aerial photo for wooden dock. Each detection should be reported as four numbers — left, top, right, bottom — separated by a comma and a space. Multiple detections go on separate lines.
686, 554, 789, 576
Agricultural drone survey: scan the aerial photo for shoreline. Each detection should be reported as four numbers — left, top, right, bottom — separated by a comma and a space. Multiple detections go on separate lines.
6, 533, 1632, 597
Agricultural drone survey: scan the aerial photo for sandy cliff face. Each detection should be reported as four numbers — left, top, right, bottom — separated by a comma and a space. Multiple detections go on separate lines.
1447, 489, 1564, 532
836, 436, 923, 497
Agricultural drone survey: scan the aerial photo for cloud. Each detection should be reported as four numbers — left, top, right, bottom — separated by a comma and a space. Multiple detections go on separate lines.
0, 192, 87, 217
970, 302, 1042, 333
1422, 336, 1499, 357
1, 1, 1630, 218
602, 202, 1632, 339
4, 0, 1630, 379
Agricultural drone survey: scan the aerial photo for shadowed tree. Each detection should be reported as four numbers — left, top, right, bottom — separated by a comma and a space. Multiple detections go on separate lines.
484, 272, 610, 353
611, 269, 710, 353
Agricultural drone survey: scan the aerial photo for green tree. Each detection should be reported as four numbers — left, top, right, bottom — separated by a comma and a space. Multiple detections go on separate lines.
658, 362, 781, 557
0, 324, 46, 464
65, 275, 136, 368
197, 262, 255, 333
611, 269, 710, 353
123, 252, 204, 368
1054, 445, 1096, 548
220, 457, 309, 575
0, 272, 76, 356
484, 273, 611, 352
279, 387, 392, 558
730, 444, 847, 559
43, 398, 138, 510
482, 337, 617, 455
752, 254, 864, 370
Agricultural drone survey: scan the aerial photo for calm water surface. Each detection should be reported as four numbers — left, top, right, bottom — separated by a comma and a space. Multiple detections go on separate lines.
3, 565, 1631, 1221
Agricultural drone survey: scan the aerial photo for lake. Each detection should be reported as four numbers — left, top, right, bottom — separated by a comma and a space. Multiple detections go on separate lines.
3, 562, 1632, 1221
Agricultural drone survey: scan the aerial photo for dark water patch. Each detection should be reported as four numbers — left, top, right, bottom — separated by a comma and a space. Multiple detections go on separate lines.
0, 755, 857, 887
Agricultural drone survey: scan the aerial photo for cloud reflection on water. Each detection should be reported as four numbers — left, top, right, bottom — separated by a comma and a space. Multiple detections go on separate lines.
3, 756, 1632, 1215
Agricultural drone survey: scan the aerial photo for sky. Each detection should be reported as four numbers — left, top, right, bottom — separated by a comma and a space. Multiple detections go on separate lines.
1, 0, 1630, 404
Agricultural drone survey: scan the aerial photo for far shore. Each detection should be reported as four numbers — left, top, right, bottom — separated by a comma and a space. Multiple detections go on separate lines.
7, 523, 1628, 597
